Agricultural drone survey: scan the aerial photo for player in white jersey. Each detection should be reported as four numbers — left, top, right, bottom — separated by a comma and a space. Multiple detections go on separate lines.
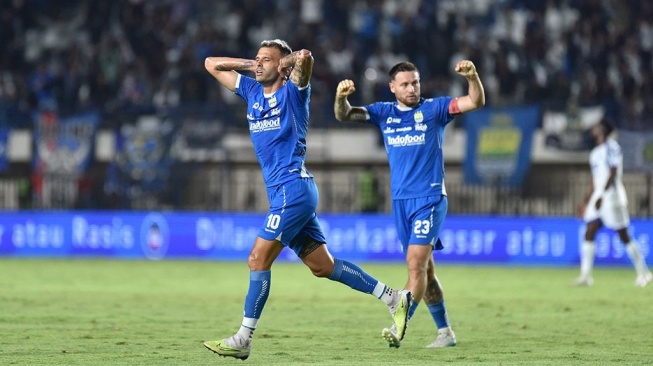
334, 60, 485, 348
574, 120, 652, 287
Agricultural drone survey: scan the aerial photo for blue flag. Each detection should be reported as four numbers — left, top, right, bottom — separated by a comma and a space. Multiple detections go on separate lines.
463, 105, 540, 186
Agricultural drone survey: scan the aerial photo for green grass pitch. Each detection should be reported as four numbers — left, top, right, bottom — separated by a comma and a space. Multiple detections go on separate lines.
1, 259, 651, 365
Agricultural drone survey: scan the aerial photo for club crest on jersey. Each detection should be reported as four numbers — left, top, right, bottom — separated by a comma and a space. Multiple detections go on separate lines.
268, 95, 277, 108
413, 111, 424, 123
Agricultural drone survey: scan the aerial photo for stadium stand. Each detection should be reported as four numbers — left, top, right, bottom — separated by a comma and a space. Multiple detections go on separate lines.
0, 0, 651, 214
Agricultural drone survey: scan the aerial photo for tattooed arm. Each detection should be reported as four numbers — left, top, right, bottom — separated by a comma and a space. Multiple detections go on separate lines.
279, 49, 314, 88
204, 57, 256, 92
333, 79, 368, 123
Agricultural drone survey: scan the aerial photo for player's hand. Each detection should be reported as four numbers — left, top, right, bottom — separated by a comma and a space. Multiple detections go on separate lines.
336, 79, 356, 98
279, 49, 312, 71
278, 64, 292, 80
295, 49, 312, 60
455, 60, 478, 78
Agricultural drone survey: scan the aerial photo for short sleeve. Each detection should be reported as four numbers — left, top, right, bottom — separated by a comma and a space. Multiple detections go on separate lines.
364, 102, 384, 126
435, 97, 455, 126
234, 74, 257, 102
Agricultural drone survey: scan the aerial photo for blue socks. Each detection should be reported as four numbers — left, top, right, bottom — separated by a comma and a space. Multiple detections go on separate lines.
244, 270, 271, 320
328, 258, 378, 294
427, 300, 450, 329
408, 300, 419, 319
408, 301, 450, 329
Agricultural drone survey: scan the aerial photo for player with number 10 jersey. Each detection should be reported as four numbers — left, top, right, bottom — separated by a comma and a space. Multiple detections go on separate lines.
235, 70, 326, 252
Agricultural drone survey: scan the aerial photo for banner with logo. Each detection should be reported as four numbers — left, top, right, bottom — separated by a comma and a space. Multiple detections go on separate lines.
107, 115, 175, 203
0, 211, 649, 267
32, 111, 100, 208
0, 127, 8, 172
32, 111, 100, 174
619, 130, 653, 172
464, 105, 539, 186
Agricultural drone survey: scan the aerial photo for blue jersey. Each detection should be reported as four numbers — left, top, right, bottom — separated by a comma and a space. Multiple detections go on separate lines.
235, 74, 313, 187
364, 97, 454, 199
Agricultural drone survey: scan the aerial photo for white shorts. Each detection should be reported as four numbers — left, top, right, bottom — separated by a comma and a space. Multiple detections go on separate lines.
583, 196, 630, 230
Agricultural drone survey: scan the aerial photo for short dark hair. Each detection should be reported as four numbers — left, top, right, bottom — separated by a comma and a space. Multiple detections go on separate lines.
259, 39, 292, 57
599, 118, 615, 136
389, 62, 418, 80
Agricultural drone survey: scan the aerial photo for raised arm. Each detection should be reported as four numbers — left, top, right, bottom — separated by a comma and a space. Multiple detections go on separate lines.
334, 79, 368, 123
279, 49, 314, 88
452, 60, 485, 114
204, 57, 256, 92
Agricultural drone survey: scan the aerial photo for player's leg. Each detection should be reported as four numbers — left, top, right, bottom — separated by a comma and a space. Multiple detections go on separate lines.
288, 177, 410, 315
381, 243, 430, 348
616, 228, 652, 287
278, 177, 412, 340
573, 220, 601, 286
424, 256, 456, 348
382, 195, 447, 347
297, 225, 411, 340
575, 198, 603, 285
206, 180, 303, 359
301, 242, 406, 303
204, 237, 283, 360
604, 203, 651, 287
405, 244, 432, 303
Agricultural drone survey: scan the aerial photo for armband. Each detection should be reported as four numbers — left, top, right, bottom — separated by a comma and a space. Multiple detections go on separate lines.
448, 98, 461, 115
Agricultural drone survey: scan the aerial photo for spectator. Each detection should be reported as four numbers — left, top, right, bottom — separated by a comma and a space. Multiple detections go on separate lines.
0, 0, 650, 130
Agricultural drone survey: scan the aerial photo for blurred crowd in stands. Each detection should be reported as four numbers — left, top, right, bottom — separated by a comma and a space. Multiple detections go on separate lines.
1, 0, 652, 130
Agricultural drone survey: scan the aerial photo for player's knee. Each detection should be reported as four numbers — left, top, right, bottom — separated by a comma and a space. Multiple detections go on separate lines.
407, 267, 427, 283
247, 253, 268, 271
246, 257, 259, 271
309, 265, 331, 278
407, 258, 429, 275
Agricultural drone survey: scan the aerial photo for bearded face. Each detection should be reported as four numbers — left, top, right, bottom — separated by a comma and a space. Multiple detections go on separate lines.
390, 71, 421, 108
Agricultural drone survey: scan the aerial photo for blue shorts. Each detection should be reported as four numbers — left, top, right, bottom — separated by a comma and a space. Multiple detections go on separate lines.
258, 178, 326, 256
392, 195, 448, 253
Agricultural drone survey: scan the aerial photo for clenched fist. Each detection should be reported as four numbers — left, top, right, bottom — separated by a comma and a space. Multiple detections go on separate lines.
455, 60, 478, 78
336, 79, 356, 98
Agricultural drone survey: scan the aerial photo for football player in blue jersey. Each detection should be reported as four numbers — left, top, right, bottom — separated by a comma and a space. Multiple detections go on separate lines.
202, 39, 412, 360
334, 60, 485, 348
